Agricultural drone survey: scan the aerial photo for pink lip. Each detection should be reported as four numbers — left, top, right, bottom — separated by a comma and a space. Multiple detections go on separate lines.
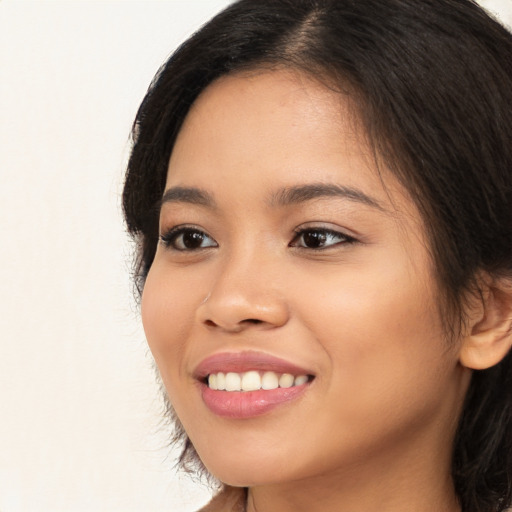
194, 351, 312, 379
200, 384, 310, 419
194, 351, 314, 419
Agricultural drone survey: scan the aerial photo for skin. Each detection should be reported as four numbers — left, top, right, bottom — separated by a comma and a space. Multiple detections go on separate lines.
141, 69, 472, 512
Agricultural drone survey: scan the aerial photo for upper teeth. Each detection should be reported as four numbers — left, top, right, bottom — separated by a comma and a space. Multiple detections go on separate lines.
207, 371, 309, 392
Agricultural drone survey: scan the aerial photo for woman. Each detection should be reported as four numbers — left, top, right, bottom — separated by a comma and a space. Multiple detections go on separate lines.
122, 1, 512, 511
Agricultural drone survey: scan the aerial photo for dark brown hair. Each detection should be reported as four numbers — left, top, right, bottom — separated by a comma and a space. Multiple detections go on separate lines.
123, 1, 512, 510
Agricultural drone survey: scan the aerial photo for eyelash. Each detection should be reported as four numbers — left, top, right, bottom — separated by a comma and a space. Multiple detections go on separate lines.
290, 227, 357, 250
159, 226, 357, 252
159, 226, 217, 251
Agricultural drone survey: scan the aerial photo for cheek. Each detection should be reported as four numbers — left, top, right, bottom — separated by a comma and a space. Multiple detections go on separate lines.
291, 255, 453, 418
141, 263, 198, 383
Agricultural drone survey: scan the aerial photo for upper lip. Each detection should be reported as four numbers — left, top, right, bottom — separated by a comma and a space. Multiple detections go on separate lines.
194, 351, 314, 380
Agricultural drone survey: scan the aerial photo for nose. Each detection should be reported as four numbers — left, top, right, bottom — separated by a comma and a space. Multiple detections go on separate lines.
196, 253, 289, 333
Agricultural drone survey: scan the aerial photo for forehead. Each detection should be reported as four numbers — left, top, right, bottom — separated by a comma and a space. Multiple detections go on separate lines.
184, 68, 353, 132
166, 68, 409, 215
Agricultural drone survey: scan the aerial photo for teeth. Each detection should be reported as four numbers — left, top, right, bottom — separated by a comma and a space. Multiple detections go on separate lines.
216, 372, 226, 391
208, 373, 218, 390
207, 371, 309, 391
279, 373, 294, 388
241, 371, 261, 391
294, 375, 308, 386
225, 372, 241, 391
261, 371, 279, 390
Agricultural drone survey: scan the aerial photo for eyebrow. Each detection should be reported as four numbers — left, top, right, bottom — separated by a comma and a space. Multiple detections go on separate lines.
160, 186, 216, 208
269, 183, 384, 210
160, 182, 384, 212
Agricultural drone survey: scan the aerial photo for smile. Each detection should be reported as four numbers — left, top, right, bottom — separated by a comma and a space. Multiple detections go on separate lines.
195, 352, 315, 418
207, 371, 310, 391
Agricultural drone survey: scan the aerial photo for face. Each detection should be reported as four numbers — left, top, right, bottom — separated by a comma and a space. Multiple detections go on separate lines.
142, 70, 469, 487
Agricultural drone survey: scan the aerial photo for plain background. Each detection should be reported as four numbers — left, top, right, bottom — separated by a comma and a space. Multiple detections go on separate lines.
0, 1, 510, 511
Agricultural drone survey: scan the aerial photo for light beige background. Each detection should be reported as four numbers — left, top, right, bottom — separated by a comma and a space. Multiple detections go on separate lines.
0, 1, 510, 511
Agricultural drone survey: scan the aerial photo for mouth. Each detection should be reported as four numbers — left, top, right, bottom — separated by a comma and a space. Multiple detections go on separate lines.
194, 351, 315, 419
204, 370, 313, 391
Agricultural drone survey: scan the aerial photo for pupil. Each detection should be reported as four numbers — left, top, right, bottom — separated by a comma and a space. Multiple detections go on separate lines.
183, 231, 203, 248
304, 231, 326, 248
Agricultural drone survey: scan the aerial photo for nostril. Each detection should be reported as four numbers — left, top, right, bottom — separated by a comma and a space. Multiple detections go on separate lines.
203, 318, 264, 331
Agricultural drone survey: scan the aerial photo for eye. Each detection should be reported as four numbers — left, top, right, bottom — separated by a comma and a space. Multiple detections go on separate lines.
160, 226, 218, 251
290, 227, 355, 249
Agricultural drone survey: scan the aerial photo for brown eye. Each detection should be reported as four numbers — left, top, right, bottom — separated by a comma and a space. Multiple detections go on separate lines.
291, 228, 354, 249
160, 228, 217, 251
301, 230, 327, 248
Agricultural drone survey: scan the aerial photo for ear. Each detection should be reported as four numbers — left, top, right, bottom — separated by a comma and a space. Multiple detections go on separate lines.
459, 275, 512, 370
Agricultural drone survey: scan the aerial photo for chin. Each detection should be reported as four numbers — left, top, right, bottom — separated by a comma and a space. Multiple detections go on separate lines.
195, 442, 311, 488
197, 452, 273, 487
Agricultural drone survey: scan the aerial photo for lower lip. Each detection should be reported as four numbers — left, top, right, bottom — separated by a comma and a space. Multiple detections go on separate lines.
200, 382, 310, 419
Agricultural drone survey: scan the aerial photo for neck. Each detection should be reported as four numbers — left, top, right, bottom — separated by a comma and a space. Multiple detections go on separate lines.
245, 436, 461, 512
